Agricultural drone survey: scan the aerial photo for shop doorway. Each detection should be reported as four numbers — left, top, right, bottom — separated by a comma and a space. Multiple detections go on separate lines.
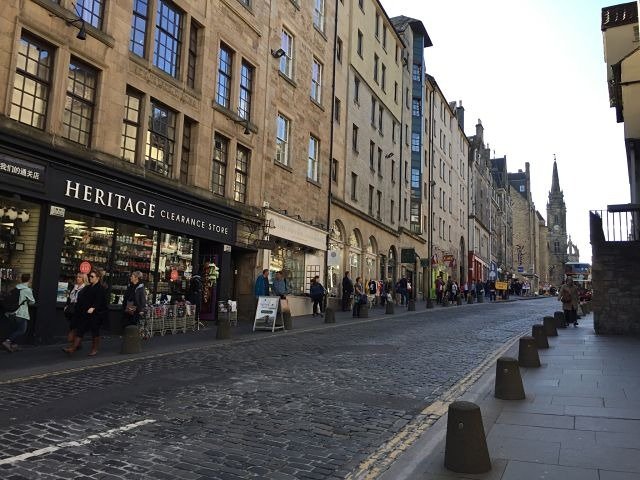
198, 241, 219, 322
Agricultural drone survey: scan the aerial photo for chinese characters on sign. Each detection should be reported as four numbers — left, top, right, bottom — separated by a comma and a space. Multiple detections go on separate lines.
0, 154, 45, 183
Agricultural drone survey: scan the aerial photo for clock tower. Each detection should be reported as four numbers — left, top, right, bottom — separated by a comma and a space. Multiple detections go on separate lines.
547, 157, 568, 287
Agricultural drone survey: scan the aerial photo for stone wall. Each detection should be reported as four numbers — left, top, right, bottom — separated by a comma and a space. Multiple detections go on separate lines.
591, 214, 640, 334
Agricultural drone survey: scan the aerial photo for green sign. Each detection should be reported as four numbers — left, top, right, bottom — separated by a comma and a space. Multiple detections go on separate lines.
401, 248, 416, 264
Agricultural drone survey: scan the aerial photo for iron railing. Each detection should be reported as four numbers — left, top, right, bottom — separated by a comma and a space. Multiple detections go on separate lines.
590, 204, 640, 242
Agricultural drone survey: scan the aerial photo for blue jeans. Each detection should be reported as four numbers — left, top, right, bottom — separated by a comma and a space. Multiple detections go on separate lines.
8, 316, 28, 343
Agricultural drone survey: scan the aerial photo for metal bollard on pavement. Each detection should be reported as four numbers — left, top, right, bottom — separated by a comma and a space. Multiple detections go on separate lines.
324, 307, 336, 324
359, 303, 369, 318
494, 357, 525, 400
385, 301, 394, 314
407, 299, 416, 311
554, 311, 567, 328
121, 325, 141, 354
444, 401, 491, 474
532, 324, 549, 349
518, 336, 541, 368
543, 316, 558, 337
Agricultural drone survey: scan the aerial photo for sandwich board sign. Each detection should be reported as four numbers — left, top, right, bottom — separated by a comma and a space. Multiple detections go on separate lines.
253, 296, 285, 332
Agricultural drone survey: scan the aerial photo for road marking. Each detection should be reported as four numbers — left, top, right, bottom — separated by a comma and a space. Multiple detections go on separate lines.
0, 419, 156, 465
345, 329, 527, 480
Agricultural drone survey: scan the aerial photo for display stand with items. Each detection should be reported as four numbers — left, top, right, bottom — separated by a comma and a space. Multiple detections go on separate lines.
139, 303, 197, 339
217, 300, 238, 327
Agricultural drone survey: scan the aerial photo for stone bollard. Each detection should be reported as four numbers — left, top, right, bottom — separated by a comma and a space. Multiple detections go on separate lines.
467, 294, 474, 304
359, 304, 369, 318
494, 357, 526, 400
216, 320, 232, 340
444, 401, 491, 474
324, 307, 336, 324
385, 301, 394, 314
283, 311, 293, 330
477, 293, 484, 303
532, 324, 549, 349
457, 296, 463, 306
518, 336, 541, 368
426, 298, 434, 309
554, 311, 567, 329
407, 299, 416, 311
543, 316, 558, 337
121, 325, 141, 354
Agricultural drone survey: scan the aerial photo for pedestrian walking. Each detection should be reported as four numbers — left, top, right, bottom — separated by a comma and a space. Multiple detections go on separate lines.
559, 277, 580, 326
63, 273, 88, 351
122, 271, 147, 327
342, 272, 354, 311
352, 276, 364, 317
2, 273, 36, 353
64, 269, 108, 356
310, 275, 326, 317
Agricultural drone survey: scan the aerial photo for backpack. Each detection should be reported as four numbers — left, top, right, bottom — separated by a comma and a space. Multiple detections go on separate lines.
0, 288, 21, 314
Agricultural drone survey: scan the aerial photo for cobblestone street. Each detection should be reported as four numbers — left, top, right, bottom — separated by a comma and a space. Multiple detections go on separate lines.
0, 298, 554, 479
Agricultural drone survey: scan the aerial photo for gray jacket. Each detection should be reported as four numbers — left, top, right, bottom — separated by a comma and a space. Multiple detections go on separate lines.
14, 283, 35, 320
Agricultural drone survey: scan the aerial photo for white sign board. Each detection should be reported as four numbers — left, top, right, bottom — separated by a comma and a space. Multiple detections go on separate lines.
253, 296, 285, 332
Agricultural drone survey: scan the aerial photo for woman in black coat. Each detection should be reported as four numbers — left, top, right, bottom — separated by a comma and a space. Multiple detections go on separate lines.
64, 268, 108, 356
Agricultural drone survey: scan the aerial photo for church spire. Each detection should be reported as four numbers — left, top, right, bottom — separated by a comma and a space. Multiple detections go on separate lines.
551, 154, 561, 194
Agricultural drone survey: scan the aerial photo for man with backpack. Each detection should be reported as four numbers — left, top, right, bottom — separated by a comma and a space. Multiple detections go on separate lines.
2, 273, 36, 352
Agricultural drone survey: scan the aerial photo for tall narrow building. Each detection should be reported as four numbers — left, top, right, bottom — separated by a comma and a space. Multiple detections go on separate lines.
547, 158, 568, 286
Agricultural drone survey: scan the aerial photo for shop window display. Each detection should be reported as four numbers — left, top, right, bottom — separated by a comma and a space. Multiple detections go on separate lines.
0, 199, 40, 293
61, 213, 114, 286
111, 224, 156, 304
157, 233, 193, 302
270, 245, 304, 295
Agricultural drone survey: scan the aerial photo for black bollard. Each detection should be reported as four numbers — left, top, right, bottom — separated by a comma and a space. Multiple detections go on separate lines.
121, 325, 141, 354
444, 401, 491, 474
426, 298, 434, 309
407, 299, 416, 311
554, 311, 567, 328
457, 296, 463, 306
283, 311, 293, 330
359, 304, 369, 318
532, 324, 549, 348
216, 320, 231, 339
324, 307, 336, 324
543, 316, 558, 337
385, 302, 394, 314
518, 336, 541, 368
494, 357, 526, 400
467, 294, 474, 304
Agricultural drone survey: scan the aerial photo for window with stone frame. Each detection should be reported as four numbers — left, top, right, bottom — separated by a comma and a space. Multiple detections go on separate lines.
186, 21, 199, 89
212, 133, 229, 196
275, 113, 290, 166
280, 28, 294, 78
180, 118, 194, 184
130, 0, 149, 57
311, 58, 322, 104
216, 44, 233, 109
77, 0, 105, 29
308, 135, 320, 182
145, 99, 176, 177
10, 33, 53, 130
153, 0, 182, 78
62, 59, 98, 147
121, 88, 142, 163
234, 144, 250, 203
238, 60, 254, 120
313, 0, 325, 32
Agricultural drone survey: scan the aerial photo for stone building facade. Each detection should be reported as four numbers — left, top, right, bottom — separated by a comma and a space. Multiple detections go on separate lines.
467, 120, 492, 283
490, 155, 513, 278
425, 76, 469, 285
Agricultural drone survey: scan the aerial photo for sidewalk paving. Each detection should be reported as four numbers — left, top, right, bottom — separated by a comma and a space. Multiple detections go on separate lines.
380, 311, 640, 480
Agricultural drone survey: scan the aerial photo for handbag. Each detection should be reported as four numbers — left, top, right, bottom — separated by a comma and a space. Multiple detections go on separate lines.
125, 301, 137, 315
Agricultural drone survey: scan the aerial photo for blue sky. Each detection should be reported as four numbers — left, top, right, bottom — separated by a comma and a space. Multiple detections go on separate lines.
383, 0, 631, 262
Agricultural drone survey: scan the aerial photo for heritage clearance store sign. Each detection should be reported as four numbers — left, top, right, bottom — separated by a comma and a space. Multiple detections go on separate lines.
49, 173, 235, 243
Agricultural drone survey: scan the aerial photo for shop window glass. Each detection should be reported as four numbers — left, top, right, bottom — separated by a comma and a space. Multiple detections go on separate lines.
269, 245, 304, 295
61, 213, 114, 288
111, 223, 157, 304
0, 198, 41, 293
157, 233, 193, 301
